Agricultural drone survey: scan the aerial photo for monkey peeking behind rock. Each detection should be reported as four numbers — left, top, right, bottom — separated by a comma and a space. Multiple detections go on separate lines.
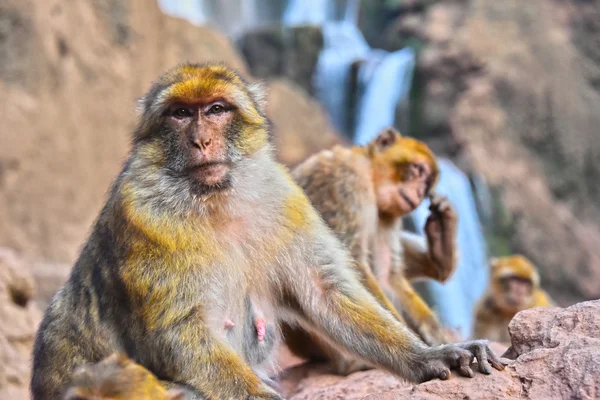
31, 63, 503, 400
473, 255, 553, 344
283, 128, 460, 374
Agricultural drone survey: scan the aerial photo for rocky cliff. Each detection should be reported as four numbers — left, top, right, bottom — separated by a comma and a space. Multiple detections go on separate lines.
0, 0, 343, 264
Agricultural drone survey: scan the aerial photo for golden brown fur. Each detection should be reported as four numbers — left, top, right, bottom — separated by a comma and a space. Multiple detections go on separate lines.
31, 64, 502, 400
64, 354, 185, 400
285, 129, 459, 373
473, 255, 553, 343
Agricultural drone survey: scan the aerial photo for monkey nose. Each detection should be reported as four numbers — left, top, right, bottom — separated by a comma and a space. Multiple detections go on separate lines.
192, 137, 212, 150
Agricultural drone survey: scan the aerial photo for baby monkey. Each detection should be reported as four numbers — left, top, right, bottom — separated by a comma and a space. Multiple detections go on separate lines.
285, 128, 459, 373
64, 353, 185, 400
474, 255, 553, 343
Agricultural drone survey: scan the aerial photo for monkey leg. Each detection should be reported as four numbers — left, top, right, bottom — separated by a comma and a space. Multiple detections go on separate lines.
282, 323, 373, 376
151, 321, 282, 400
389, 273, 452, 345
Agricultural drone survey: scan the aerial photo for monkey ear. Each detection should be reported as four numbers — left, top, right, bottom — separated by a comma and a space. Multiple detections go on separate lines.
248, 81, 267, 115
372, 128, 398, 152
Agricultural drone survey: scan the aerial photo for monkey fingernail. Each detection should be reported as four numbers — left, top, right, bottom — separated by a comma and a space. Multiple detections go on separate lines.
460, 366, 474, 378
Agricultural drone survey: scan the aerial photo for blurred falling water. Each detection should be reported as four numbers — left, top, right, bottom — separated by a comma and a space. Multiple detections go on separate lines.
158, 0, 286, 37
284, 0, 414, 141
354, 48, 415, 145
408, 160, 489, 338
157, 0, 208, 26
284, 0, 487, 337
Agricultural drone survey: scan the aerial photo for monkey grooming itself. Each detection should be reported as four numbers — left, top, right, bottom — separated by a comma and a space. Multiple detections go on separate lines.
284, 128, 458, 374
31, 63, 503, 400
473, 255, 553, 343
63, 353, 186, 400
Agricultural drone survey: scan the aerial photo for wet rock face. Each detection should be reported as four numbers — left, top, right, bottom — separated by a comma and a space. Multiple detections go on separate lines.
280, 300, 600, 400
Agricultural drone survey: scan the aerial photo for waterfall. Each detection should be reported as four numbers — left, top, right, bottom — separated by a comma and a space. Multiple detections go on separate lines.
284, 0, 487, 336
407, 160, 489, 338
284, 0, 415, 140
354, 47, 415, 145
157, 0, 208, 26
157, 0, 286, 37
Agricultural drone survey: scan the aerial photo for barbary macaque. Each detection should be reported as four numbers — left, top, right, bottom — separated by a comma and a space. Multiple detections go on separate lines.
474, 255, 553, 343
284, 128, 459, 373
31, 63, 503, 400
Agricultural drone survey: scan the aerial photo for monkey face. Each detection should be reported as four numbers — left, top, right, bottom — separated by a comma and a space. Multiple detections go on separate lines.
133, 63, 269, 196
490, 255, 540, 313
494, 277, 533, 312
370, 128, 439, 217
161, 99, 237, 192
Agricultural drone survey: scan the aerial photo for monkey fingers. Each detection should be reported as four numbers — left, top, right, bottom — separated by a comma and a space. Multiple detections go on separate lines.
423, 340, 504, 382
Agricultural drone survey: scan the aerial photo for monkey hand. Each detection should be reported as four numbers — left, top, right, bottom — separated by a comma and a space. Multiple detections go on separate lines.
424, 193, 458, 282
417, 340, 506, 382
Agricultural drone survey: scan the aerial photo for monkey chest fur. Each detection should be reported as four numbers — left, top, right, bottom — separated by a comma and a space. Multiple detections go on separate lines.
199, 213, 285, 368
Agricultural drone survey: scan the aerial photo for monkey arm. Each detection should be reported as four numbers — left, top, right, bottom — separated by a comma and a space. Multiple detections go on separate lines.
282, 259, 432, 382
400, 231, 457, 282
356, 260, 407, 324
282, 250, 504, 383
388, 272, 451, 345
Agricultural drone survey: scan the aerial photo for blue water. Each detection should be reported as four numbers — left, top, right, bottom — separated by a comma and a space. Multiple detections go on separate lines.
407, 160, 489, 338
354, 47, 415, 145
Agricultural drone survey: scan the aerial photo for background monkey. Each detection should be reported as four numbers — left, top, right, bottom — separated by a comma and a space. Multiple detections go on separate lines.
473, 255, 553, 343
64, 353, 185, 400
284, 128, 458, 373
31, 63, 502, 400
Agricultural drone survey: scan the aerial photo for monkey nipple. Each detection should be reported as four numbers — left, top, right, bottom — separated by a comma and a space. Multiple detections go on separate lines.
255, 318, 266, 342
224, 319, 235, 329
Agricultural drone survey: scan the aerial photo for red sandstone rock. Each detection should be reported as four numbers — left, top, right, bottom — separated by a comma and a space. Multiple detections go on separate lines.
280, 300, 600, 399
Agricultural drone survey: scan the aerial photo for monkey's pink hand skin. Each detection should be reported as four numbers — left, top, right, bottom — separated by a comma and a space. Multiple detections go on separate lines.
256, 318, 266, 342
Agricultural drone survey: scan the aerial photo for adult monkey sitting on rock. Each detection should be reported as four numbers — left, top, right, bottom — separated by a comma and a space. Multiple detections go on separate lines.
31, 63, 504, 400
284, 127, 460, 374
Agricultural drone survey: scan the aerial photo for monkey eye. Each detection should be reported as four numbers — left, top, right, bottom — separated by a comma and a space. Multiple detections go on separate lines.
415, 164, 425, 177
207, 104, 225, 115
172, 107, 194, 119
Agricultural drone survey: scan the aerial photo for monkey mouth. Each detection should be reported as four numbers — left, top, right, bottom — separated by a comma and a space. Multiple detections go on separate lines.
187, 162, 231, 187
399, 190, 418, 210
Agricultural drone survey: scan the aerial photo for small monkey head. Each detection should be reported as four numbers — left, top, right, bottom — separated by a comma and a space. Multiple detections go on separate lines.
64, 353, 184, 400
367, 128, 439, 218
133, 63, 269, 196
490, 255, 539, 313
